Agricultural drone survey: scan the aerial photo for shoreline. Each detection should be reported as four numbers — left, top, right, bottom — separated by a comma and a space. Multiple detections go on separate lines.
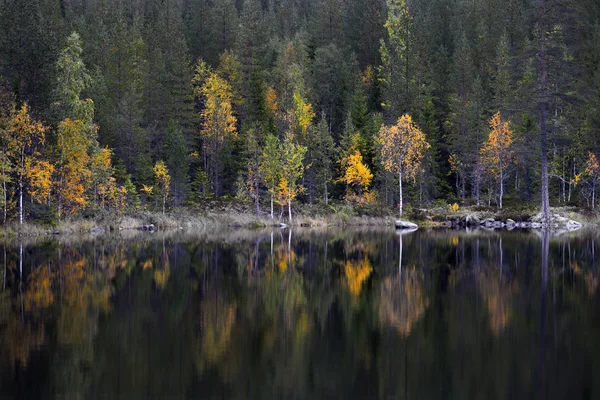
0, 204, 594, 239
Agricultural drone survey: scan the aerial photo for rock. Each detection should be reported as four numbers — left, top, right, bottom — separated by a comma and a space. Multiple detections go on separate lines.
395, 220, 418, 230
566, 220, 582, 231
506, 219, 515, 226
481, 218, 495, 227
90, 226, 105, 235
465, 214, 480, 226
493, 221, 505, 228
531, 222, 542, 229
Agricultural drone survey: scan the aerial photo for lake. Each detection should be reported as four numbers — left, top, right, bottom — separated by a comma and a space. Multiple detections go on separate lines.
0, 227, 599, 399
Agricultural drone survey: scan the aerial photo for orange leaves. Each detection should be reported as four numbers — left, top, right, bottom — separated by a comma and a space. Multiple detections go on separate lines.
265, 87, 278, 114
377, 114, 429, 180
585, 152, 600, 179
56, 118, 93, 215
480, 112, 513, 176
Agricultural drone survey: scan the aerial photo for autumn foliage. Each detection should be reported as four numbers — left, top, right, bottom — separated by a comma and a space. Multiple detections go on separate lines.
378, 114, 429, 216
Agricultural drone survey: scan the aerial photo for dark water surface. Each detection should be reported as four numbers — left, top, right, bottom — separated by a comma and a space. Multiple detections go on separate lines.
1, 228, 600, 399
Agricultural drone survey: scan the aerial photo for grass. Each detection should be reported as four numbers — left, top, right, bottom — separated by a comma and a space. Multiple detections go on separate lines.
0, 201, 402, 239
7, 199, 593, 240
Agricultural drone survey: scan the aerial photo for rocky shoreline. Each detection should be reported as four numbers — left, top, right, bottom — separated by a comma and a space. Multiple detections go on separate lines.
436, 213, 582, 231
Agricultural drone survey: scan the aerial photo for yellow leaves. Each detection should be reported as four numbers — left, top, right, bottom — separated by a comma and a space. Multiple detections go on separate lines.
25, 158, 54, 204
278, 133, 307, 206
448, 203, 460, 213
293, 91, 315, 136
340, 149, 373, 192
154, 161, 171, 196
344, 257, 373, 296
448, 153, 463, 175
10, 104, 47, 150
141, 185, 154, 195
98, 176, 128, 212
480, 112, 513, 176
377, 114, 430, 180
154, 160, 171, 213
276, 177, 291, 206
200, 72, 238, 143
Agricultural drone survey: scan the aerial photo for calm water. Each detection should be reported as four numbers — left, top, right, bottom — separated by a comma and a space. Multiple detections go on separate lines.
0, 227, 599, 399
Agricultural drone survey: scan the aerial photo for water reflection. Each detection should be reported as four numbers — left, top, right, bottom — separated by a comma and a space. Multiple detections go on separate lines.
0, 228, 599, 398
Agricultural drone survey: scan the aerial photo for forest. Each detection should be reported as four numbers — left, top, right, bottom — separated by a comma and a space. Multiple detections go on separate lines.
1, 0, 600, 224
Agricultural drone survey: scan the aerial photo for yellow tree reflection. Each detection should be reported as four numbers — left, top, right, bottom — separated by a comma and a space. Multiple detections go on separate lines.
344, 257, 373, 296
478, 271, 517, 335
378, 270, 429, 337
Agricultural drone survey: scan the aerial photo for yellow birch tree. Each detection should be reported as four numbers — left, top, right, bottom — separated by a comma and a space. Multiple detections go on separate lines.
154, 161, 171, 215
480, 112, 513, 209
377, 114, 430, 216
8, 104, 47, 224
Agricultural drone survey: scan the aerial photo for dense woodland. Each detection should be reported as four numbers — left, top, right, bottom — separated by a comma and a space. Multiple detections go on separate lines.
1, 0, 600, 223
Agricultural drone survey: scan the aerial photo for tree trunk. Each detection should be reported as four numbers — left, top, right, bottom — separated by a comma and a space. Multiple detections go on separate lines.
288, 198, 292, 223
538, 0, 551, 223
270, 194, 274, 219
19, 175, 23, 225
499, 166, 504, 209
324, 180, 328, 205
3, 177, 6, 225
162, 192, 166, 215
398, 170, 403, 217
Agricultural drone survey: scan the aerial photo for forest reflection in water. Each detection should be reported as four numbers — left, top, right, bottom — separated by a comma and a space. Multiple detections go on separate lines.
1, 227, 600, 399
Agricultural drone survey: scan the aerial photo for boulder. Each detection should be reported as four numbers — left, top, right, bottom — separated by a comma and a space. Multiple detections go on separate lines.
481, 218, 495, 227
90, 226, 105, 235
395, 220, 419, 230
566, 220, 583, 231
465, 214, 480, 226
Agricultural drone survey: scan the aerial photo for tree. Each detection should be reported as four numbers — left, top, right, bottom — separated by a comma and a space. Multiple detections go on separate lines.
90, 147, 113, 207
340, 132, 373, 201
162, 119, 189, 204
154, 161, 171, 215
55, 118, 93, 217
54, 32, 94, 122
377, 114, 429, 216
480, 112, 513, 209
8, 104, 47, 224
379, 0, 420, 120
25, 158, 54, 205
260, 134, 282, 219
340, 149, 373, 202
195, 63, 238, 197
278, 133, 307, 223
585, 152, 600, 209
312, 115, 336, 205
